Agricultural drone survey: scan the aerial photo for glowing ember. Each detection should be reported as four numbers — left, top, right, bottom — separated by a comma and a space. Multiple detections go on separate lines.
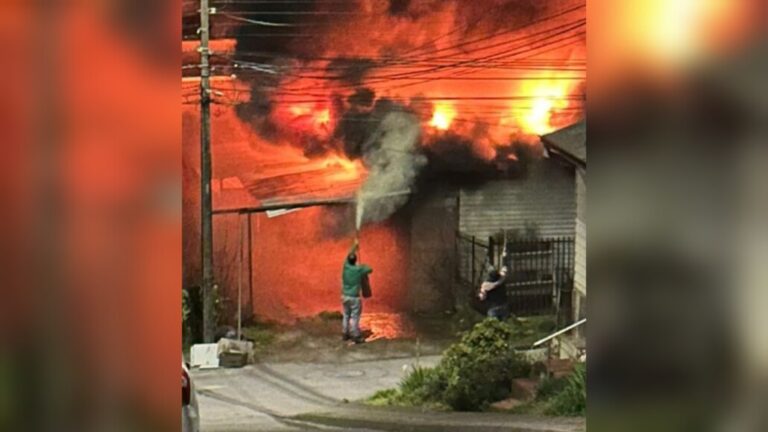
360, 313, 415, 341
429, 103, 456, 131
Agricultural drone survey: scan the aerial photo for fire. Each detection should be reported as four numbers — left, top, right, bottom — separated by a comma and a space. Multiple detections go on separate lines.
289, 105, 310, 117
514, 77, 576, 136
322, 154, 366, 182
316, 108, 330, 125
612, 0, 743, 64
429, 103, 456, 131
590, 0, 750, 85
286, 104, 332, 135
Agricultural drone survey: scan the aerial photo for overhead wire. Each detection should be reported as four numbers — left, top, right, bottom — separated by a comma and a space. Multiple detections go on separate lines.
219, 12, 298, 27
269, 22, 585, 92
186, 1, 585, 125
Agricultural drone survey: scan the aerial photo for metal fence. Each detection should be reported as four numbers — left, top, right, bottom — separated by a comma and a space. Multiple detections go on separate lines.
457, 232, 574, 322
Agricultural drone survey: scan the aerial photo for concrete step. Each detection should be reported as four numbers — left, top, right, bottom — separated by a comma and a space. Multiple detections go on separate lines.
545, 358, 575, 379
510, 378, 539, 401
559, 335, 586, 361
489, 397, 525, 411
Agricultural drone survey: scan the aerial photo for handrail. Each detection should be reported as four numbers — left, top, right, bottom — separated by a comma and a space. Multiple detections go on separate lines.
532, 318, 586, 348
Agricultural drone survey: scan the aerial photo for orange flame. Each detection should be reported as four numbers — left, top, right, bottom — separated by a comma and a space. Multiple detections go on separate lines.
513, 76, 576, 136
429, 102, 456, 131
322, 154, 366, 182
286, 104, 332, 135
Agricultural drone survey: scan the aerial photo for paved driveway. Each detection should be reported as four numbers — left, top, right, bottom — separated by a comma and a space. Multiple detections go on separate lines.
193, 356, 440, 431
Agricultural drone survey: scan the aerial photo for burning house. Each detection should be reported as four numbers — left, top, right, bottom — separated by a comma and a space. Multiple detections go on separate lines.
542, 121, 586, 326
182, 0, 586, 327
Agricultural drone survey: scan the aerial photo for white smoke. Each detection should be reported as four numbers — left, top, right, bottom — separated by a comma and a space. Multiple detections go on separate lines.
356, 111, 426, 227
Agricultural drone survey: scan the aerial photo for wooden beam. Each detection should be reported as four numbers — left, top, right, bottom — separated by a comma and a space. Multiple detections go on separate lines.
212, 198, 354, 215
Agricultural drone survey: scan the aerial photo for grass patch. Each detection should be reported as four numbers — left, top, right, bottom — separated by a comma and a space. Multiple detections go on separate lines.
367, 366, 445, 408
535, 375, 569, 401
508, 315, 557, 348
367, 388, 400, 406
367, 372, 450, 411
293, 315, 340, 336
546, 363, 586, 416
508, 363, 586, 417
242, 323, 278, 350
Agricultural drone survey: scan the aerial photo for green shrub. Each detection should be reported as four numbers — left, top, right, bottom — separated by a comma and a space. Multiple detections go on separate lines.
536, 317, 558, 334
545, 363, 586, 416
436, 319, 530, 411
366, 319, 532, 411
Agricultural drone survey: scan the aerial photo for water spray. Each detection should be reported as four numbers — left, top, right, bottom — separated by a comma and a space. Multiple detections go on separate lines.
355, 189, 411, 233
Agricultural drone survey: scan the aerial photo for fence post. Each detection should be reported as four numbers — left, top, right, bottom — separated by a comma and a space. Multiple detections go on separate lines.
471, 236, 476, 285
554, 237, 560, 324
488, 236, 495, 268
455, 230, 460, 282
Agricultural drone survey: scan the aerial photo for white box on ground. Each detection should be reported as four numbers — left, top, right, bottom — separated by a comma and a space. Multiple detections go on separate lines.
190, 343, 220, 369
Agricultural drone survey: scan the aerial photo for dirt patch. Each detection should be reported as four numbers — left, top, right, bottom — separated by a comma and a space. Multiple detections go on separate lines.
241, 311, 557, 364
243, 312, 463, 363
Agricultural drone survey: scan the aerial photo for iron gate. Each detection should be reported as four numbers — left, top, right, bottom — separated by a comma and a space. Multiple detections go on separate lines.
457, 232, 574, 322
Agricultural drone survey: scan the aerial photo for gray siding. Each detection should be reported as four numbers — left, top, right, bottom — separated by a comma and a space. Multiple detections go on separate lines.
408, 187, 459, 313
574, 169, 586, 296
458, 160, 577, 239
573, 169, 586, 325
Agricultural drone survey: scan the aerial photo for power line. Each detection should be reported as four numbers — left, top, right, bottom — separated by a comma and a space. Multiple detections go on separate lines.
370, 20, 585, 79
371, 34, 585, 93
395, 5, 585, 62
337, 20, 582, 76
208, 92, 585, 102
218, 11, 366, 15
185, 2, 586, 129
223, 57, 586, 72
220, 48, 585, 64
289, 44, 582, 94
219, 12, 298, 27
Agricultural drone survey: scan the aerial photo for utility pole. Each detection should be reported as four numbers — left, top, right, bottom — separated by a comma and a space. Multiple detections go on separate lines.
199, 0, 215, 343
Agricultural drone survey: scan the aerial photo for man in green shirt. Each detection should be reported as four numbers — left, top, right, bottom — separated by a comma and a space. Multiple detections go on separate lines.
342, 239, 372, 343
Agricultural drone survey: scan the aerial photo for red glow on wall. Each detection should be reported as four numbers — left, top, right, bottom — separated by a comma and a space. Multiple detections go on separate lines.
248, 207, 410, 322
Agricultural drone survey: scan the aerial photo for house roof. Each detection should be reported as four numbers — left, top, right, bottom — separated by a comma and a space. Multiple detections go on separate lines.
243, 161, 362, 206
182, 105, 365, 212
541, 120, 586, 168
213, 158, 364, 213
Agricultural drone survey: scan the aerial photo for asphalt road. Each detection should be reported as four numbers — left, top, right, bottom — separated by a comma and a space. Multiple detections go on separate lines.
193, 355, 441, 431
192, 354, 584, 432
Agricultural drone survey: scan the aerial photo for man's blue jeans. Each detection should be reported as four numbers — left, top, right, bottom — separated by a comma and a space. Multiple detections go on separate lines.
487, 305, 510, 321
342, 296, 362, 337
